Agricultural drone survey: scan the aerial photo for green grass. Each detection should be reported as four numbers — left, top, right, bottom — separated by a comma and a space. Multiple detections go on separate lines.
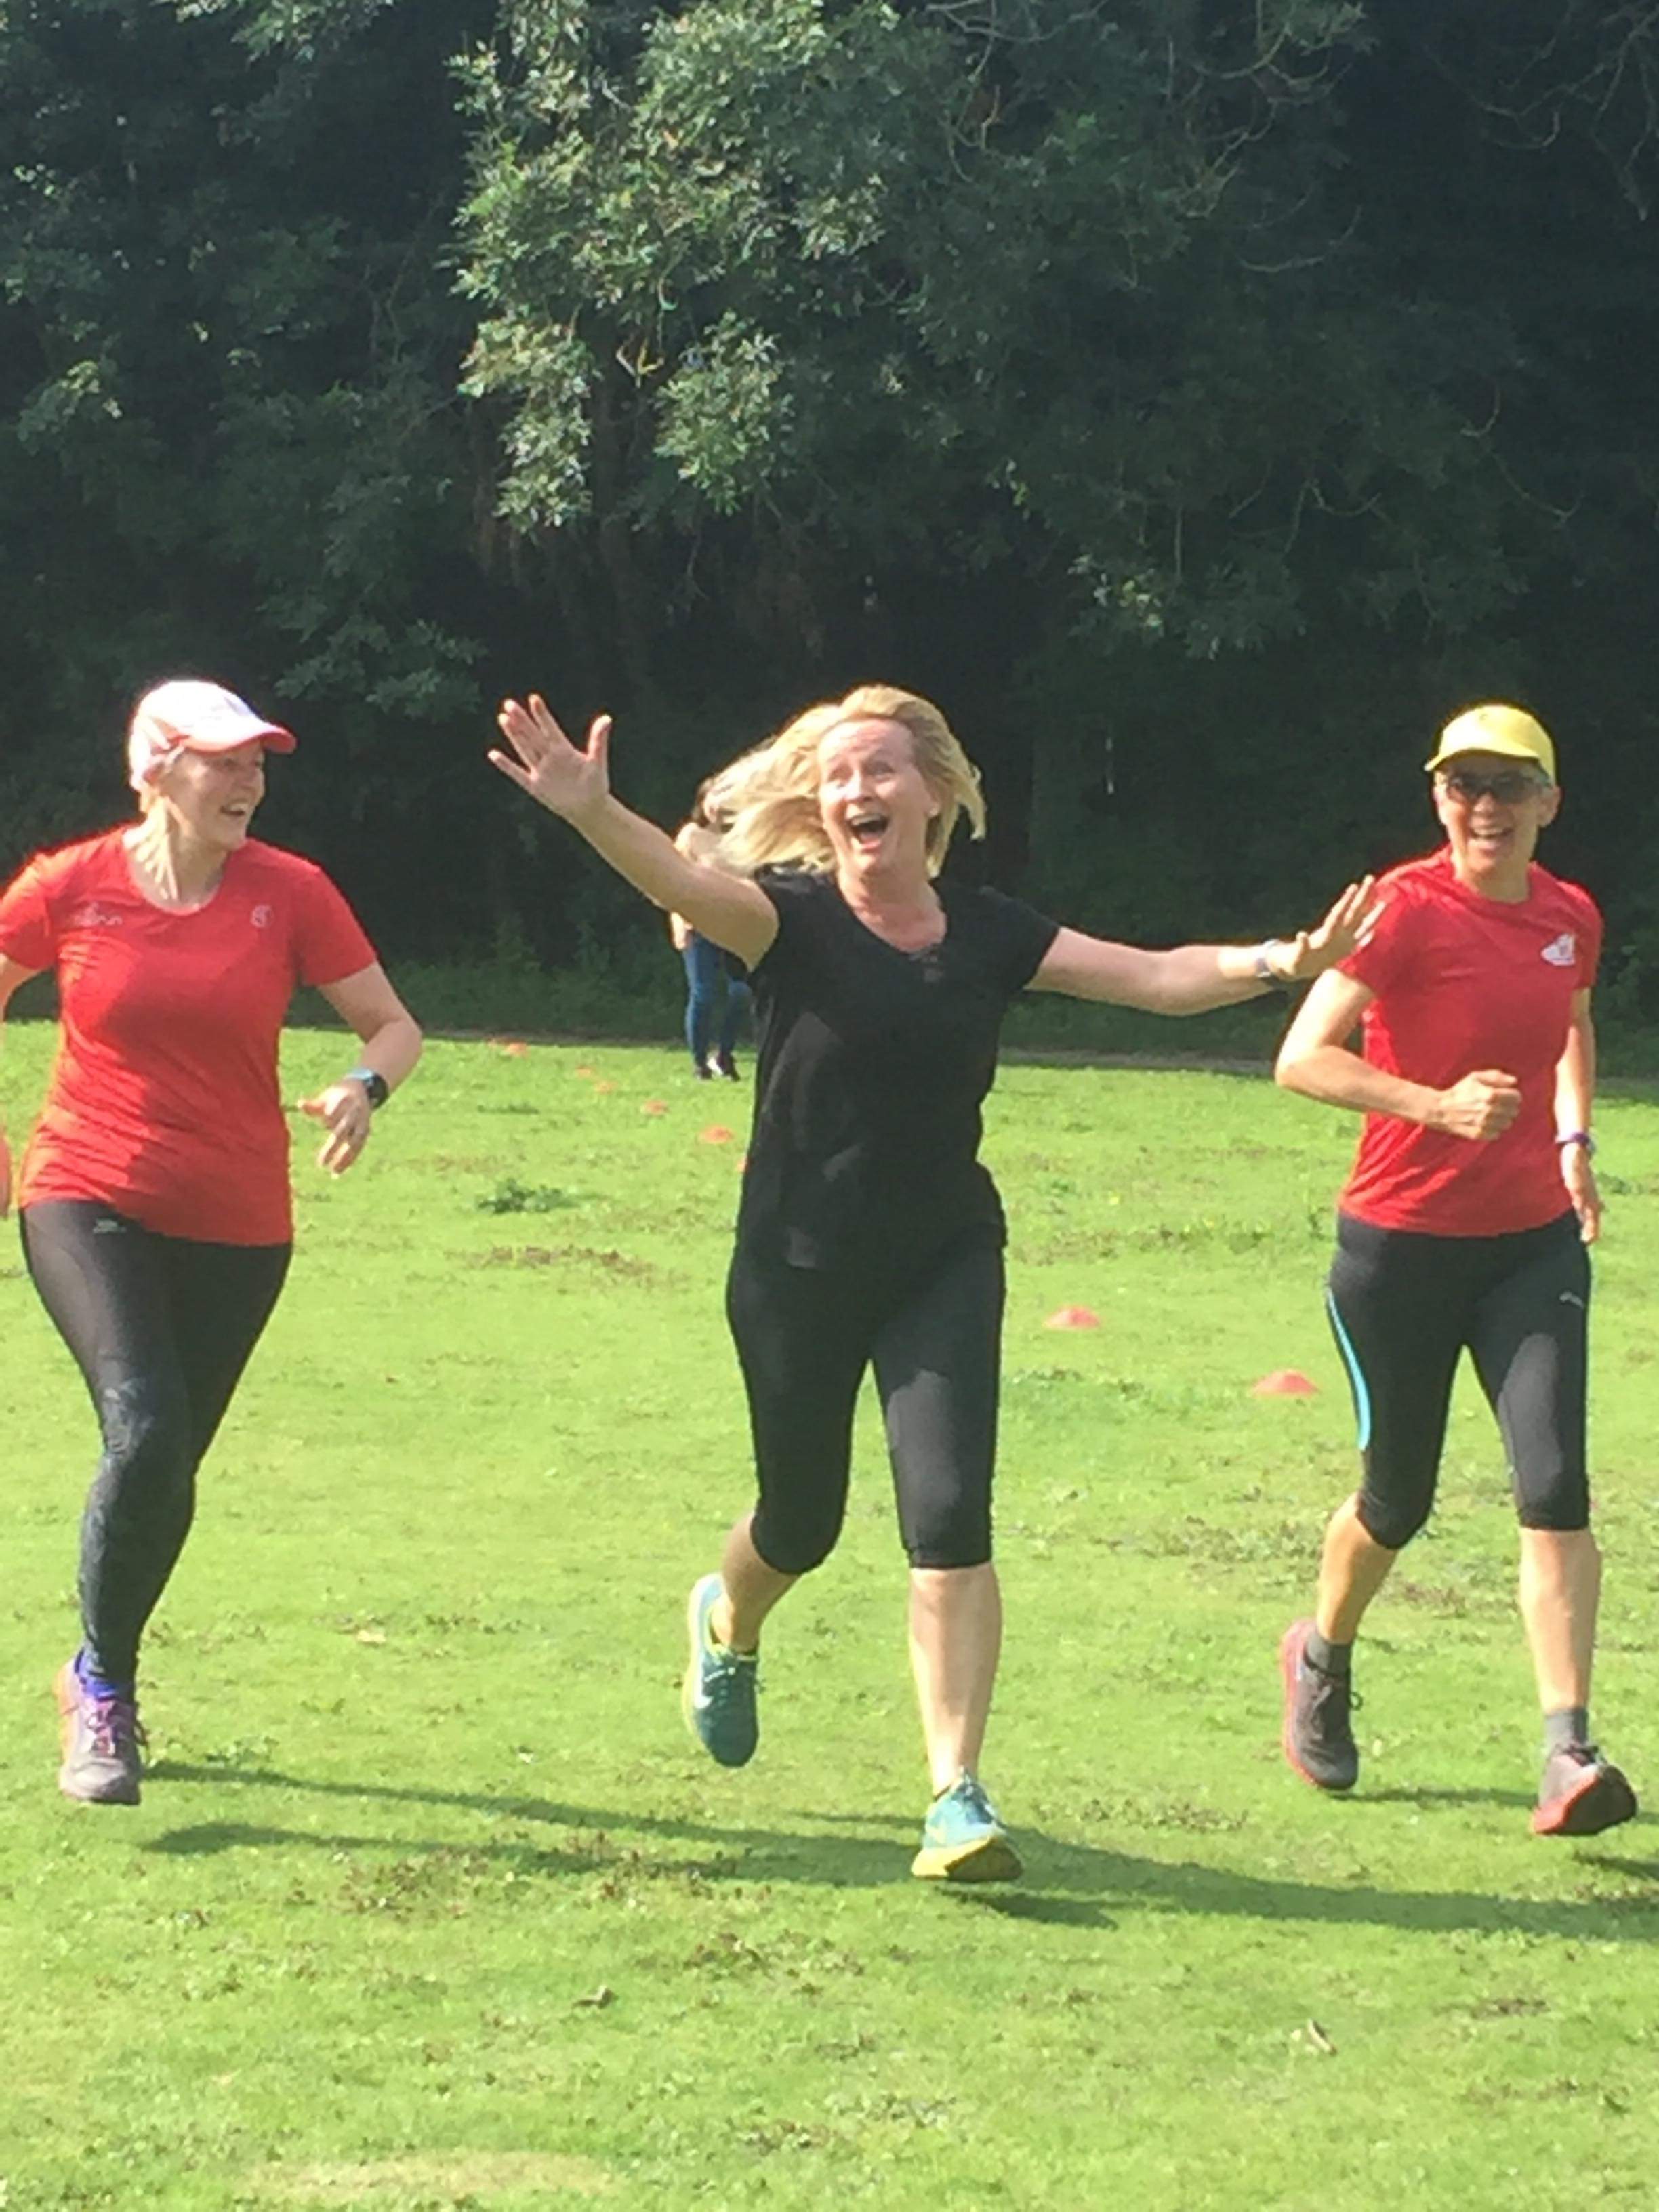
3, 1025, 1659, 2209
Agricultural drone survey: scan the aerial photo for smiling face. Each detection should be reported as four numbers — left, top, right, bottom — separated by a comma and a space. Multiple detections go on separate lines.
1432, 750, 1559, 899
153, 739, 268, 851
816, 717, 942, 890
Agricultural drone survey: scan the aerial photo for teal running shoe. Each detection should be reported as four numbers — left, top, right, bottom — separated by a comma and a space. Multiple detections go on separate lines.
681, 1574, 759, 1768
911, 1771, 1021, 1883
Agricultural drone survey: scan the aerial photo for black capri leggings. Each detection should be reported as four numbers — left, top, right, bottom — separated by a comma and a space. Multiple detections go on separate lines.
21, 1200, 291, 1685
726, 1235, 1004, 1575
1326, 1209, 1589, 1552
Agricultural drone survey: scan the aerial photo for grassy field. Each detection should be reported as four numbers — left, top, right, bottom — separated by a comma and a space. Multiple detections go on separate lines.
3, 1023, 1658, 2211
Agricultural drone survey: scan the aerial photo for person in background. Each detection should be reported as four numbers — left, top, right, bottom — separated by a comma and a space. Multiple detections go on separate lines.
491, 680, 1373, 1883
0, 680, 422, 1805
1275, 703, 1632, 1838
670, 780, 752, 1080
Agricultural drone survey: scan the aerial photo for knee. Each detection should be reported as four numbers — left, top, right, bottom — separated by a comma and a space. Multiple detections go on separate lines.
750, 1498, 844, 1578
1355, 1483, 1431, 1553
94, 1378, 192, 1497
903, 1508, 991, 1572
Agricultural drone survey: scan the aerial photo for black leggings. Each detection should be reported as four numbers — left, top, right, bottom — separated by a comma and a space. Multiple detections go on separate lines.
1326, 1210, 1589, 1551
726, 1237, 1004, 1574
21, 1200, 291, 1684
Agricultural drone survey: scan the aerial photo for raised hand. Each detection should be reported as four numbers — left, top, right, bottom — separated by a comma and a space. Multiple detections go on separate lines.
1274, 877, 1380, 983
1432, 1069, 1523, 1141
489, 695, 613, 825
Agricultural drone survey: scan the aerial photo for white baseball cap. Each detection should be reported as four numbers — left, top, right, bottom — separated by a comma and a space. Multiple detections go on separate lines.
127, 680, 296, 792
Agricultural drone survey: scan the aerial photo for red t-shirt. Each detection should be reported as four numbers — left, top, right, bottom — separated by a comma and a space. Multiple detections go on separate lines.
0, 830, 375, 1244
1336, 847, 1600, 1236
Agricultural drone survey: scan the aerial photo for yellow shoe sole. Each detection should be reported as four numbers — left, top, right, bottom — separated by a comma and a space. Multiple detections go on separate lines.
910, 1830, 1023, 1883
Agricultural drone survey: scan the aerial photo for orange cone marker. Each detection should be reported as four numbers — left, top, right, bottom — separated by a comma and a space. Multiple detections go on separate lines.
1251, 1369, 1319, 1397
1044, 1305, 1101, 1330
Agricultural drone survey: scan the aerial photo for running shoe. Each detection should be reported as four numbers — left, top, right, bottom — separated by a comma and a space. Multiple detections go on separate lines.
712, 1051, 741, 1082
682, 1573, 759, 1767
910, 1771, 1022, 1883
54, 1660, 144, 1806
1279, 1618, 1359, 1793
1531, 1742, 1637, 1837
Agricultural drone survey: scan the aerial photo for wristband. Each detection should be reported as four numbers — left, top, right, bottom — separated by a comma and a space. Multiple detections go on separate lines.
1252, 941, 1291, 987
346, 1065, 390, 1111
1555, 1129, 1595, 1158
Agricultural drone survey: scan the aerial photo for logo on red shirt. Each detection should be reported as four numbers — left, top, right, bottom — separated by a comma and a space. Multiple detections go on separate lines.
70, 903, 124, 929
1541, 933, 1576, 967
251, 903, 274, 930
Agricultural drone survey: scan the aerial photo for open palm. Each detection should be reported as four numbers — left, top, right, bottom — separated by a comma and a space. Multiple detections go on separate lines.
1279, 876, 1380, 982
490, 695, 613, 823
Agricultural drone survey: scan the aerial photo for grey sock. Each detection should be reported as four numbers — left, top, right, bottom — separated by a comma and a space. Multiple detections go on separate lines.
1306, 1629, 1352, 1676
1543, 1706, 1590, 1753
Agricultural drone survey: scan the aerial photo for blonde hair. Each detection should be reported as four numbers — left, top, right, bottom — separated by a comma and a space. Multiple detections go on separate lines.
711, 685, 986, 878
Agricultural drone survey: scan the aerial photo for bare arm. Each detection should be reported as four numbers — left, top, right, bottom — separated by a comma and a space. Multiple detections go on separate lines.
298, 962, 424, 1177
1553, 987, 1600, 1244
490, 697, 777, 969
1275, 968, 1522, 1139
0, 953, 45, 1218
1029, 876, 1376, 1014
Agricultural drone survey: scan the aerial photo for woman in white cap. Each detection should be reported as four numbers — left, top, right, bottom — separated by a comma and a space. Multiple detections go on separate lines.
0, 680, 422, 1805
1275, 704, 1633, 1837
490, 683, 1374, 1883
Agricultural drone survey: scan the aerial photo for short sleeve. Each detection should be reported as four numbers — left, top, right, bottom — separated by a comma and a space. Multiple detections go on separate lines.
748, 867, 822, 981
293, 863, 377, 988
977, 886, 1061, 993
1575, 894, 1603, 991
0, 854, 56, 971
1340, 884, 1416, 1000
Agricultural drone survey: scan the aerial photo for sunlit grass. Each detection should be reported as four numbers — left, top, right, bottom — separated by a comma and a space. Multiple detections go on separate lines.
3, 1025, 1658, 2209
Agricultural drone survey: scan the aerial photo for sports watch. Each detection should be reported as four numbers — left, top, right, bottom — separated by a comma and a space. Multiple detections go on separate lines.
346, 1065, 390, 1110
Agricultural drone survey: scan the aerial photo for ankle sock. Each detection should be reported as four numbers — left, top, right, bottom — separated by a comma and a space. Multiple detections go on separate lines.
75, 1650, 134, 1702
1543, 1705, 1590, 1753
1306, 1629, 1352, 1676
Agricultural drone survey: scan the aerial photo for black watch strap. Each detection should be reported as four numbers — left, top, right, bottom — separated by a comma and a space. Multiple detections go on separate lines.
346, 1065, 390, 1110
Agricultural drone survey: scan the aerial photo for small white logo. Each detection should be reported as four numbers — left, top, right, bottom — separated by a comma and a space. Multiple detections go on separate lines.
1541, 932, 1576, 967
91, 1217, 124, 1236
71, 903, 124, 930
250, 903, 273, 930
1559, 1291, 1586, 1309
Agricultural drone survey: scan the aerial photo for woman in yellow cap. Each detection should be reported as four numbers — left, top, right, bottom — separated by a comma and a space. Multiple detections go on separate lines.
1275, 703, 1632, 1836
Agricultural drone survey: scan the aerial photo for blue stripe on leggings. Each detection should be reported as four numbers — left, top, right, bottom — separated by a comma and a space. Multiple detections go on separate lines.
1324, 1287, 1372, 1453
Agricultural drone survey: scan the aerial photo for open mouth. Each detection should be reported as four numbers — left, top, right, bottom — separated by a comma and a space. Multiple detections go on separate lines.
846, 810, 889, 850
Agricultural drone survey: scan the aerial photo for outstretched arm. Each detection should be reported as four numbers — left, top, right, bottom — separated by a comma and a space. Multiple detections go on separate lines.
0, 953, 44, 1218
489, 697, 777, 969
1029, 877, 1376, 1014
1275, 968, 1522, 1139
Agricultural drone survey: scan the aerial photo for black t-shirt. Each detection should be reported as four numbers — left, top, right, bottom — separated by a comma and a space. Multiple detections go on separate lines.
735, 869, 1060, 1269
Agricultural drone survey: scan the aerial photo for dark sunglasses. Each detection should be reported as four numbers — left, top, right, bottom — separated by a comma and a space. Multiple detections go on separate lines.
1439, 767, 1547, 804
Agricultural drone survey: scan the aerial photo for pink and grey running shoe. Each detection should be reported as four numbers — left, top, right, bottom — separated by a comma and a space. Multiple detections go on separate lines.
54, 1660, 145, 1806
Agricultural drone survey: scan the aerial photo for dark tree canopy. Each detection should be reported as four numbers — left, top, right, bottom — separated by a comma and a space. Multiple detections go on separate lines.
2, 0, 1656, 1014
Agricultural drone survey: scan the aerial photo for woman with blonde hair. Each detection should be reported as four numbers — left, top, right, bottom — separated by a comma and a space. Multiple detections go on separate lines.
0, 679, 421, 1805
492, 681, 1372, 1881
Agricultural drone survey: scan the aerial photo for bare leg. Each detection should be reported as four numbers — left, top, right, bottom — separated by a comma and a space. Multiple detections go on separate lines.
1518, 1526, 1601, 1713
715, 1513, 797, 1652
1316, 1493, 1399, 1643
909, 1563, 1002, 1794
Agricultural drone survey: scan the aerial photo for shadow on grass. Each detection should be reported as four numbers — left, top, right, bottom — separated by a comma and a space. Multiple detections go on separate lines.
142, 1762, 1658, 1942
